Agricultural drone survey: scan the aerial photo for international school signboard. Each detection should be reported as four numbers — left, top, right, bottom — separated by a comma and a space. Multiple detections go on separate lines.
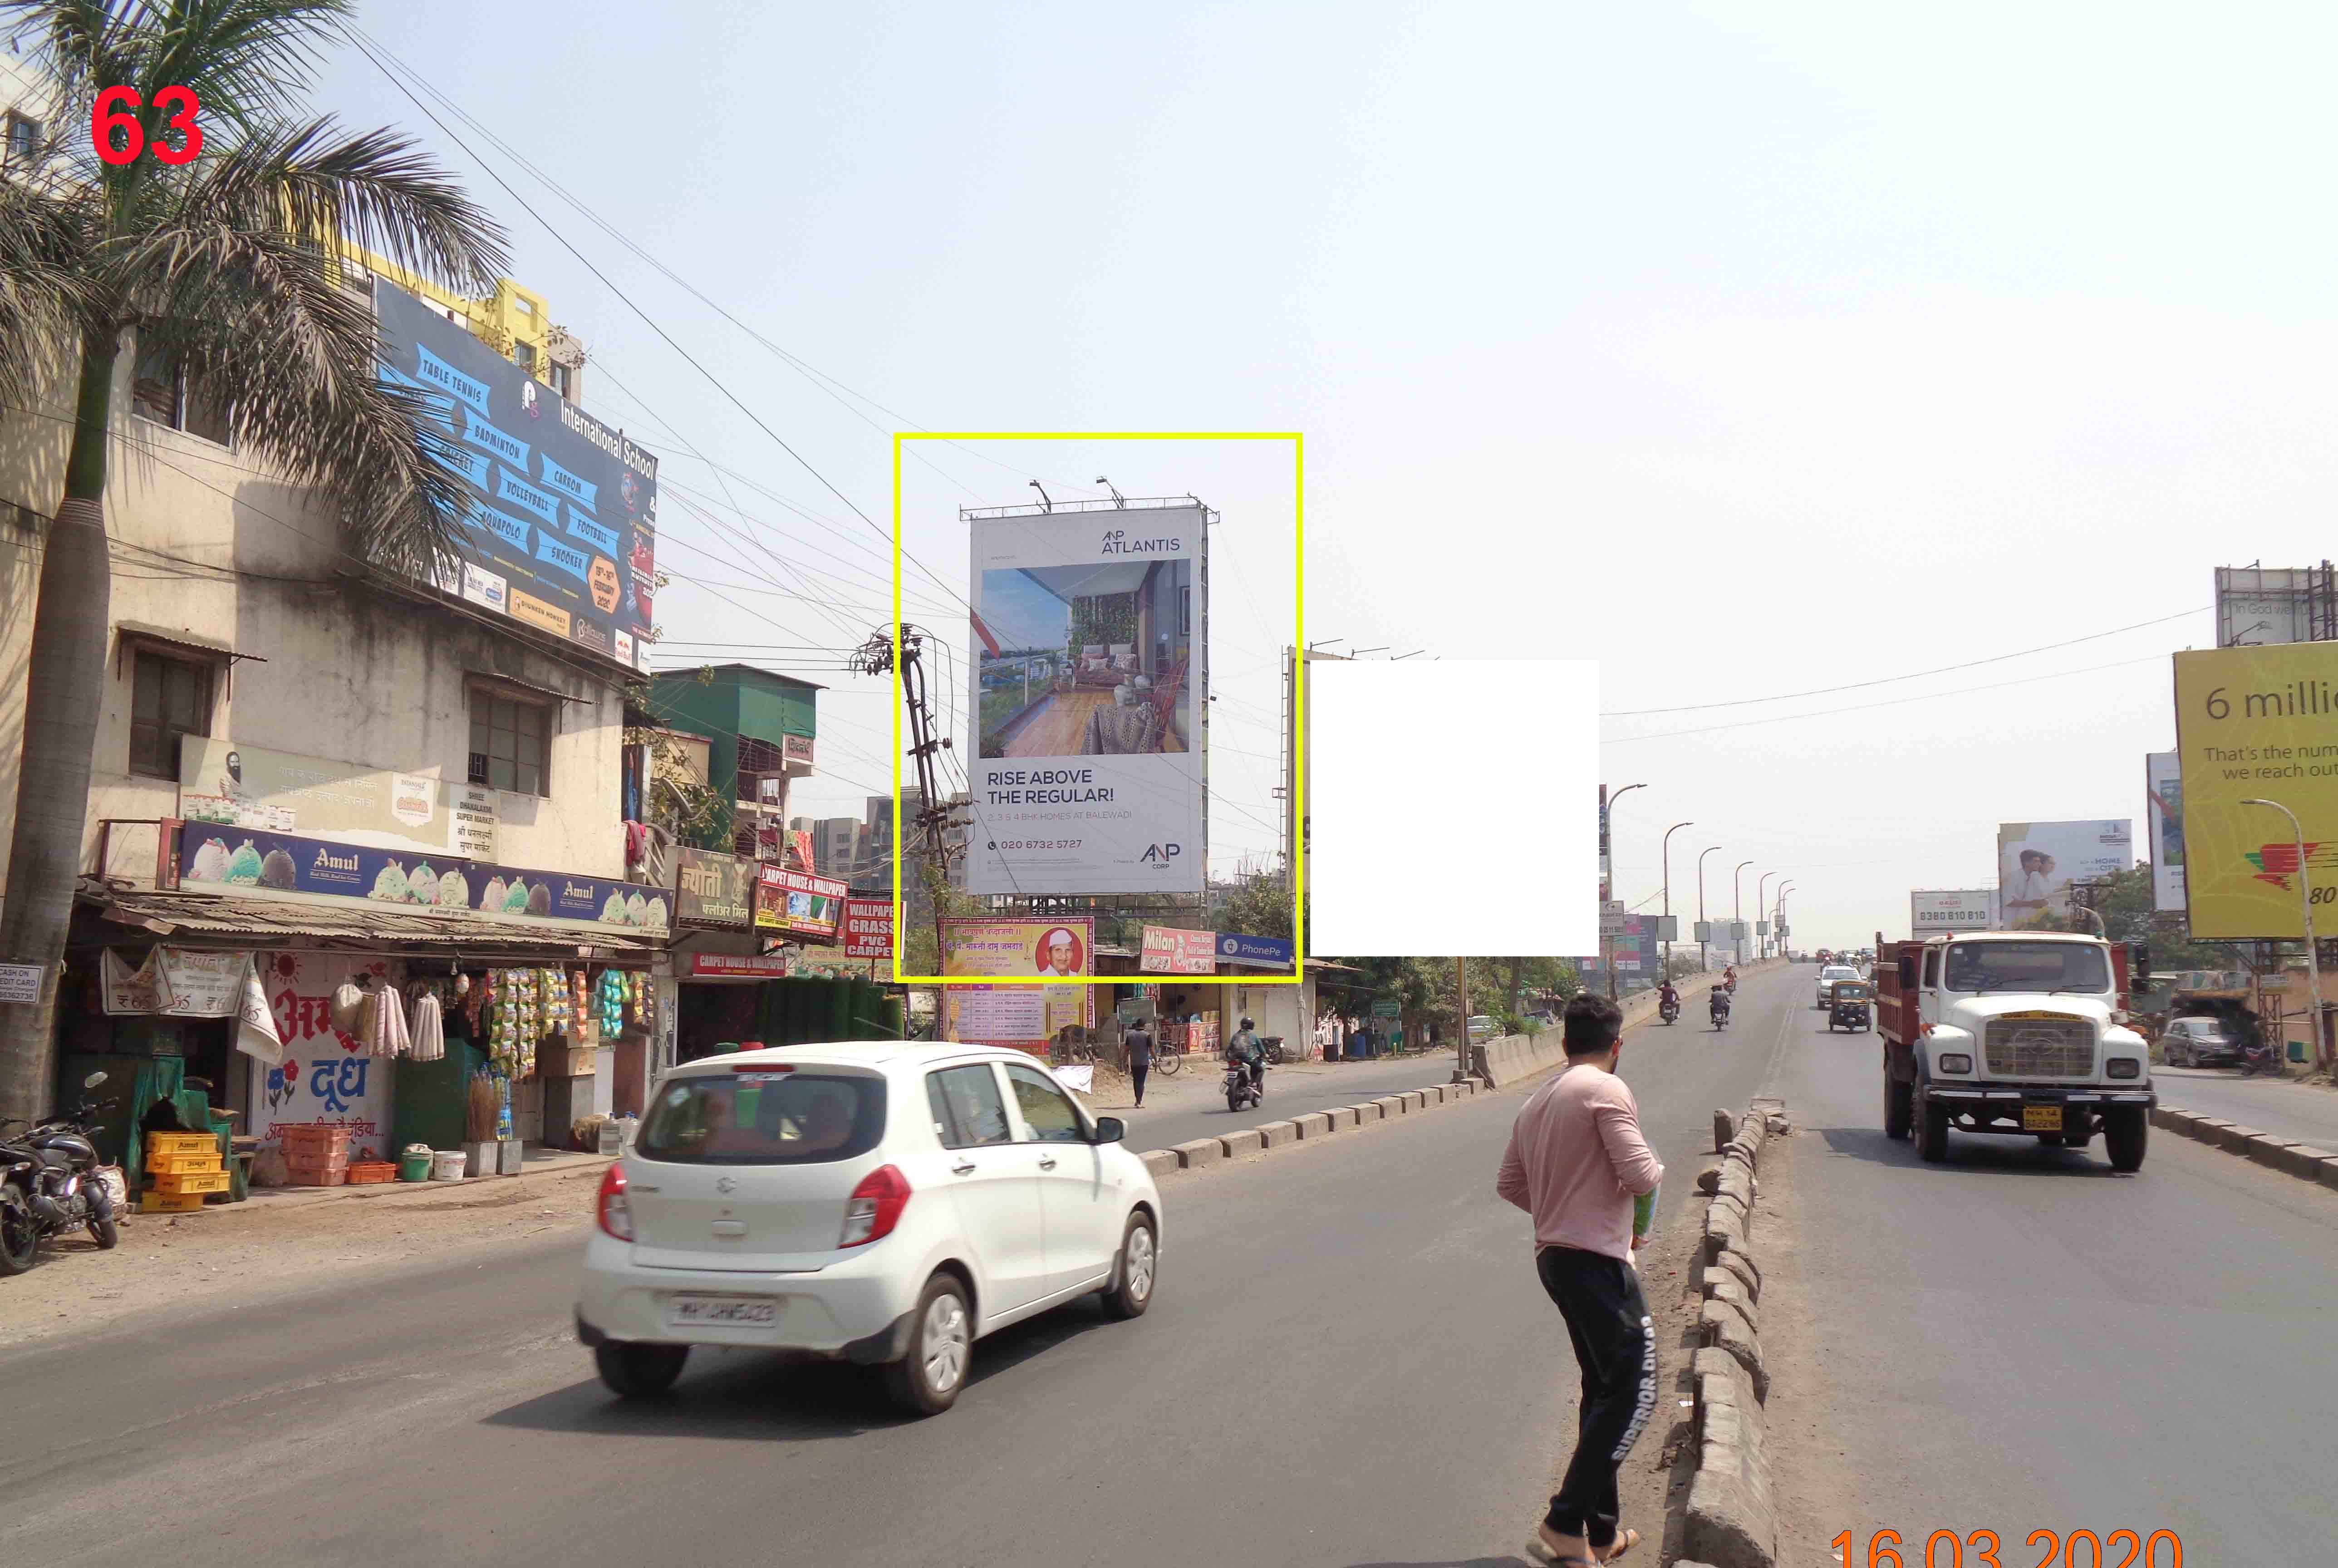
375, 279, 657, 673
2174, 643, 2338, 938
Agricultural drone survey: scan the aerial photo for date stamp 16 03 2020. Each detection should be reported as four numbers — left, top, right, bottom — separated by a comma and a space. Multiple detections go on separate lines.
1833, 1529, 2182, 1568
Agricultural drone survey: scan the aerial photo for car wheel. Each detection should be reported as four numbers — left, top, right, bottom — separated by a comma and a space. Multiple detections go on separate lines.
1101, 1210, 1156, 1320
885, 1273, 972, 1416
594, 1342, 689, 1397
2105, 1106, 2147, 1172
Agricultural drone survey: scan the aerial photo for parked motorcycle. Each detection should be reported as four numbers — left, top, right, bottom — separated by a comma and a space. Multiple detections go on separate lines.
1262, 1036, 1286, 1066
2239, 1036, 2284, 1077
1222, 1058, 1262, 1112
0, 1071, 121, 1276
1709, 991, 1732, 1030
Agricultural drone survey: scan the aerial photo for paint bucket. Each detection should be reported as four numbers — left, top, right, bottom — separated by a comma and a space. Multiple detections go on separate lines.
398, 1149, 433, 1182
429, 1149, 468, 1182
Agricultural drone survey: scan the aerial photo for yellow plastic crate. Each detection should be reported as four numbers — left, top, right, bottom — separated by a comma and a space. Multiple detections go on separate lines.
139, 1191, 207, 1213
146, 1151, 223, 1176
151, 1169, 232, 1196
144, 1132, 218, 1156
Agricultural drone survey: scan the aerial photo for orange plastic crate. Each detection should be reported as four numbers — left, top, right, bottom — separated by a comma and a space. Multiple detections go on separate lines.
345, 1161, 397, 1185
277, 1126, 352, 1152
139, 1191, 207, 1213
144, 1132, 218, 1157
282, 1167, 349, 1187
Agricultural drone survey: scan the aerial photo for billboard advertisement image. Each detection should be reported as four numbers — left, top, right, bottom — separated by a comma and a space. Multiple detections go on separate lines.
374, 279, 658, 673
1996, 820, 2132, 930
1911, 889, 1998, 935
179, 737, 497, 860
941, 917, 1095, 1043
2146, 751, 2186, 914
968, 504, 1205, 896
2173, 643, 2338, 938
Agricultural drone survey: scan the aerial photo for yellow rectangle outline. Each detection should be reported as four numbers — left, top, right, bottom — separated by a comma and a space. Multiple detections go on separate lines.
890, 431, 1304, 987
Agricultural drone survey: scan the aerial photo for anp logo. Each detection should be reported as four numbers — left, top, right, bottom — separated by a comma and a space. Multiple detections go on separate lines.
1140, 843, 1182, 863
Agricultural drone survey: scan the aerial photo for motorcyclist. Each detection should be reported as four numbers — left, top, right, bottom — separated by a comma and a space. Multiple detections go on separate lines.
1658, 980, 1680, 1014
1710, 986, 1733, 1024
1225, 1016, 1266, 1095
1722, 965, 1738, 993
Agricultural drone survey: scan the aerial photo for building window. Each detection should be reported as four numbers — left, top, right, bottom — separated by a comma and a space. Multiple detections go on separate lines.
129, 651, 212, 778
514, 339, 535, 372
4, 111, 39, 166
131, 341, 231, 446
549, 362, 572, 401
468, 690, 550, 796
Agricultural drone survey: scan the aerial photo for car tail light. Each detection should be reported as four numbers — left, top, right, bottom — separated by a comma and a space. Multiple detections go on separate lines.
597, 1162, 634, 1241
840, 1164, 911, 1248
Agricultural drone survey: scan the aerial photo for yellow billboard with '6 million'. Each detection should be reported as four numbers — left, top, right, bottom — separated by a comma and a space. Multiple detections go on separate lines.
2174, 643, 2338, 939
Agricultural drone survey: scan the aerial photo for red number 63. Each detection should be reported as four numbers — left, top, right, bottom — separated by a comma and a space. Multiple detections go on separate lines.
91, 85, 202, 167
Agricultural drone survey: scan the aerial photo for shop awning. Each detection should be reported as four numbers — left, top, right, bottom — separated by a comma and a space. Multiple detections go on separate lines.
83, 887, 664, 959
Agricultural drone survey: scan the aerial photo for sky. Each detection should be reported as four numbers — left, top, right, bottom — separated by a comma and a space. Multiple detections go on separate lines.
302, 0, 2338, 949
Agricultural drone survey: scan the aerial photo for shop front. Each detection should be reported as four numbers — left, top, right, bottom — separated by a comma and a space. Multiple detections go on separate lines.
660, 855, 900, 1064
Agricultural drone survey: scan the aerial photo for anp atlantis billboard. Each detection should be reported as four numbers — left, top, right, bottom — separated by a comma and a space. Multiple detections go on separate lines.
2145, 751, 2186, 914
375, 279, 658, 672
968, 503, 1205, 896
1996, 820, 2131, 930
2173, 644, 2338, 938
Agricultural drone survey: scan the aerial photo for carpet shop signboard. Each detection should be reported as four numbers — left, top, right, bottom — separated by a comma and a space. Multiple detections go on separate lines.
842, 897, 894, 960
754, 865, 847, 940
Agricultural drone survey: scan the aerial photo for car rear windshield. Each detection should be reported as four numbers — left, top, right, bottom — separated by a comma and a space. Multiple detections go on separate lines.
636, 1071, 885, 1165
1942, 941, 2111, 995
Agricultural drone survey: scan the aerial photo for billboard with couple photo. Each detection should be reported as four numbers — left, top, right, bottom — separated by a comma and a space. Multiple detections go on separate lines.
1996, 820, 2132, 930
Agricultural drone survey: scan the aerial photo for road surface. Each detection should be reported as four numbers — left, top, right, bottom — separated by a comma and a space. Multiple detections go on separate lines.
1765, 967, 2335, 1560
0, 980, 1784, 1568
1125, 1049, 1477, 1155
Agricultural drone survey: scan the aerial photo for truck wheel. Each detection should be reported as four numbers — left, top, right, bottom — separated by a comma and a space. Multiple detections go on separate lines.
1916, 1098, 1950, 1162
2105, 1107, 2147, 1172
1883, 1075, 1912, 1140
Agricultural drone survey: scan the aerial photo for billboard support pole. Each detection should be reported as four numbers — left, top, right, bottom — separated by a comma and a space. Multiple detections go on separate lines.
2243, 797, 2326, 1070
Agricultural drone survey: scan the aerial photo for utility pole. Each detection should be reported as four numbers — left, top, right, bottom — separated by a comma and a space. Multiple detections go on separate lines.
1757, 872, 1776, 960
853, 625, 963, 970
1698, 846, 1721, 973
1663, 822, 1694, 985
1455, 955, 1471, 1085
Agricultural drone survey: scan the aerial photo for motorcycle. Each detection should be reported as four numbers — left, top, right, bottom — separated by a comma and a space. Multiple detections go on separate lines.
1222, 1056, 1263, 1112
1709, 992, 1732, 1030
1, 1071, 122, 1277
1659, 994, 1681, 1025
2240, 1036, 2284, 1077
1262, 1036, 1286, 1066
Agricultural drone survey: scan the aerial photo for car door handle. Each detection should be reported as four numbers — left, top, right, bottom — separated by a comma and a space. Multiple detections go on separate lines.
1037, 1156, 1057, 1170
951, 1160, 977, 1176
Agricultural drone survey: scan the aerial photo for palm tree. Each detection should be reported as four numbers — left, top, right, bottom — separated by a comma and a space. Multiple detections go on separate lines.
0, 0, 508, 1122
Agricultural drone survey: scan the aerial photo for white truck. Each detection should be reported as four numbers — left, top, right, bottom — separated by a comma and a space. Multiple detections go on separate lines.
1876, 931, 2155, 1171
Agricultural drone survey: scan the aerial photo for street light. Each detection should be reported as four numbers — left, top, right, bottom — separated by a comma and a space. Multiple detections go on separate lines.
1757, 872, 1777, 958
1602, 784, 1647, 1001
1663, 822, 1694, 985
1734, 861, 1755, 968
1698, 846, 1722, 972
2244, 797, 2325, 1071
1778, 883, 1797, 958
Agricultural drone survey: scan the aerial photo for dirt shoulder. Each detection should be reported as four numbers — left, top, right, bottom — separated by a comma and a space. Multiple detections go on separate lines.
0, 1162, 608, 1355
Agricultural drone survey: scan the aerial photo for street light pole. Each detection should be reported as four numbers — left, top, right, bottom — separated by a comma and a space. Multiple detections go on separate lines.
1778, 883, 1796, 958
1664, 822, 1694, 985
1602, 784, 1647, 1001
2244, 798, 2325, 1071
1698, 846, 1721, 973
1757, 872, 1776, 959
1734, 861, 1754, 968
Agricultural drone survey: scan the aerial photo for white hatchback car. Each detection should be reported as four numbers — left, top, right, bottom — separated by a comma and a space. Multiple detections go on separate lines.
1816, 965, 1861, 1009
577, 1041, 1162, 1415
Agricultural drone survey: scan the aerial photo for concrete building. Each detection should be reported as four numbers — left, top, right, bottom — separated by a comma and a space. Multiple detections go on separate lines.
641, 666, 821, 860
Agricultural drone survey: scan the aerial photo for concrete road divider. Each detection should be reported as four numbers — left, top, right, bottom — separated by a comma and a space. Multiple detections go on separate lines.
1170, 1137, 1221, 1170
1218, 1127, 1267, 1158
1292, 1112, 1332, 1138
1324, 1106, 1358, 1130
1257, 1120, 1299, 1149
2149, 1099, 2338, 1192
1683, 1098, 1788, 1568
1140, 1149, 1179, 1180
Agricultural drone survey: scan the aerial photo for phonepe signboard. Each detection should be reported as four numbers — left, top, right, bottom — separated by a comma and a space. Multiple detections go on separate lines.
968, 503, 1206, 896
374, 280, 657, 673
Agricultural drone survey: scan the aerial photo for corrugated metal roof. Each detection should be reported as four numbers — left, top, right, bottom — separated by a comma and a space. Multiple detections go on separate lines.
87, 888, 663, 954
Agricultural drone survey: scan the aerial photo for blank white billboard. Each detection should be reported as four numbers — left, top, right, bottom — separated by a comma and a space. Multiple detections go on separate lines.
1309, 661, 1597, 955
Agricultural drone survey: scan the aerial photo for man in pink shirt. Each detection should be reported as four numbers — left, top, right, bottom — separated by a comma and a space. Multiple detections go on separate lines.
1495, 993, 1664, 1566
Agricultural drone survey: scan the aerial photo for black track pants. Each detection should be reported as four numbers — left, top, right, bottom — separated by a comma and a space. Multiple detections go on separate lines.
1534, 1244, 1656, 1547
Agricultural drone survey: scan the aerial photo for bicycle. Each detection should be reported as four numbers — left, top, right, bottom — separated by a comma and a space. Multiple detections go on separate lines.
1153, 1029, 1186, 1076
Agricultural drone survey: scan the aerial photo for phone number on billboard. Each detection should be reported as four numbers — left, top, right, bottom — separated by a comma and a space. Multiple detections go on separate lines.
995, 840, 1084, 852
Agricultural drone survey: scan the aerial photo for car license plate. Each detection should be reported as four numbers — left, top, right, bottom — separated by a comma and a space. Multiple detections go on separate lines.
665, 1294, 778, 1328
2021, 1106, 2063, 1132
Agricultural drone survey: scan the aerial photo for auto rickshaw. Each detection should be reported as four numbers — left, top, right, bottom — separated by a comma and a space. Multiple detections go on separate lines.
1827, 980, 1871, 1032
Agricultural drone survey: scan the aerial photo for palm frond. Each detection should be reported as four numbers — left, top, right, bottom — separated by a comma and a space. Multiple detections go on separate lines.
0, 175, 103, 414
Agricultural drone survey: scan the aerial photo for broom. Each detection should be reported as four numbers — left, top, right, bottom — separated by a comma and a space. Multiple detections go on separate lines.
465, 1073, 499, 1144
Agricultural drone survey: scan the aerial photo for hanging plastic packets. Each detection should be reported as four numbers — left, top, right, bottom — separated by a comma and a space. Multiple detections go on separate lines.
410, 991, 445, 1063
368, 984, 411, 1058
